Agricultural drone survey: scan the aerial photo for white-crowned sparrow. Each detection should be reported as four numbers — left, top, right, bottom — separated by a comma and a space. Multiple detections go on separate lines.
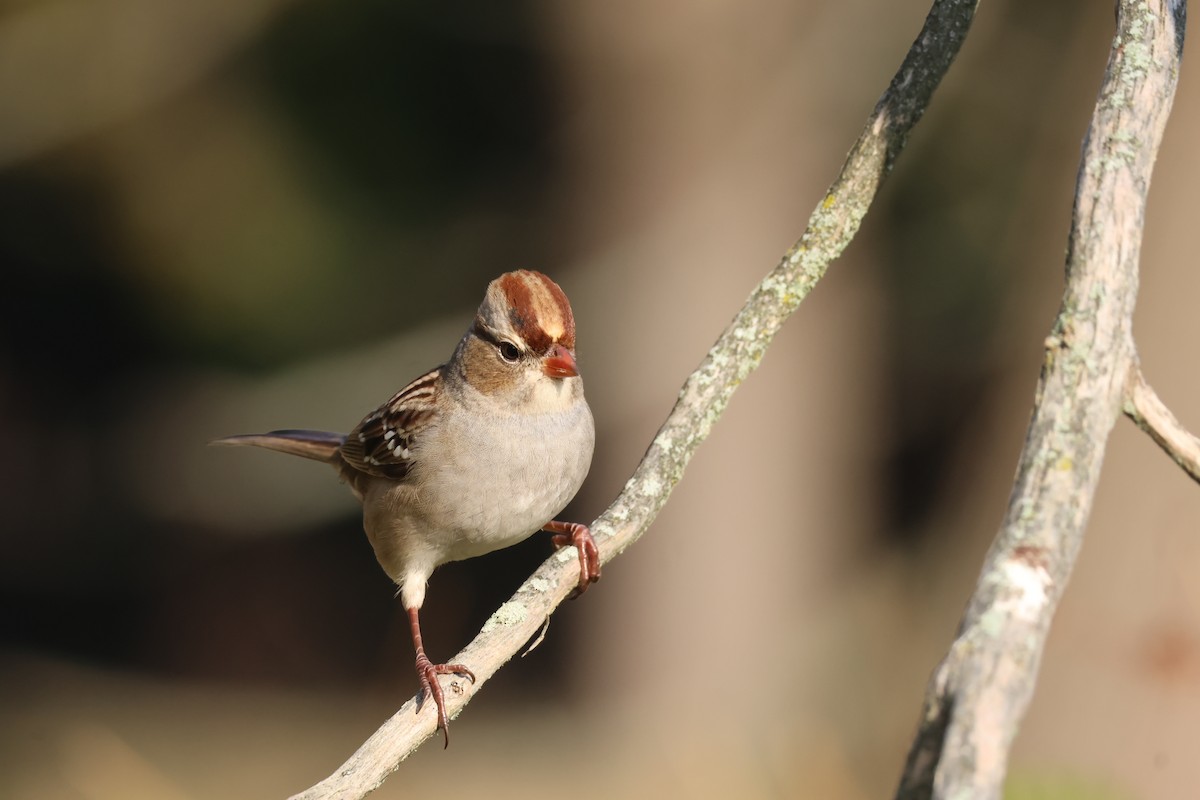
214, 270, 599, 745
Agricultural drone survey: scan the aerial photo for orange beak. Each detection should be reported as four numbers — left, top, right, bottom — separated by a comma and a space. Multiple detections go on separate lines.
542, 343, 579, 378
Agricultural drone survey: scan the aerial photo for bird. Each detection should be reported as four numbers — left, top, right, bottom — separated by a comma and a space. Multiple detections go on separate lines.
213, 269, 599, 746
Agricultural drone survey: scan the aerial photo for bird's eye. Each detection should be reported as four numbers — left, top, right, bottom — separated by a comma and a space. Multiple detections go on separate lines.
498, 341, 521, 363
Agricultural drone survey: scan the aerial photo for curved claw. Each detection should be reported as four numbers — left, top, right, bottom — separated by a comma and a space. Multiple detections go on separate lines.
408, 606, 474, 748
415, 654, 476, 748
543, 520, 601, 596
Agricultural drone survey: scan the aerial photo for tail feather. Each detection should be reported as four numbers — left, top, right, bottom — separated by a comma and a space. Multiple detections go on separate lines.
211, 429, 346, 463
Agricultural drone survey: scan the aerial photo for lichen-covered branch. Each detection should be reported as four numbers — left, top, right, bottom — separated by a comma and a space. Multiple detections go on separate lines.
894, 2, 1187, 799
287, 2, 981, 798
1125, 365, 1200, 484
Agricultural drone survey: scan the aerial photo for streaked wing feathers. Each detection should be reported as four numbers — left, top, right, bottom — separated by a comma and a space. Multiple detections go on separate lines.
339, 366, 441, 481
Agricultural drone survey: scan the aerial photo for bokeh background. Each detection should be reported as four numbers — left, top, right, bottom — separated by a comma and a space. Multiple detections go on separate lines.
2, 1, 1198, 798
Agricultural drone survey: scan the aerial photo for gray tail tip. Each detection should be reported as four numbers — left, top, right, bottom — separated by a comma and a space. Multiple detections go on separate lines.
210, 434, 250, 447
209, 430, 346, 444
207, 430, 346, 462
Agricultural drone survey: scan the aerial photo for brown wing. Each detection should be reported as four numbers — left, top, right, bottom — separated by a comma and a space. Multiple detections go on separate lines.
339, 367, 441, 481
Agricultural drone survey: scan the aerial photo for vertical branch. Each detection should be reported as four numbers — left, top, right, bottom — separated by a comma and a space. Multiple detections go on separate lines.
895, 2, 1187, 798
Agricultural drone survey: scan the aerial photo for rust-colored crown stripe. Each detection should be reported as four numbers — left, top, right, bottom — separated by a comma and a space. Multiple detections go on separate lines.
491, 270, 575, 353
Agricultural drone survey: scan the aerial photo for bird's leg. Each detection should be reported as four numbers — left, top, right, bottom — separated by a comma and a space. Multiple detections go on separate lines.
407, 606, 475, 748
542, 520, 601, 596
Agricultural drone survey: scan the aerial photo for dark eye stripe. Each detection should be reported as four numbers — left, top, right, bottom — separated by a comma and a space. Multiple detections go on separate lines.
472, 320, 523, 361
471, 320, 504, 348
470, 319, 499, 340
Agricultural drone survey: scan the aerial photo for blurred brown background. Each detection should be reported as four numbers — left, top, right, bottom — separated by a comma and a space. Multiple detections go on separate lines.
1, 1, 1197, 798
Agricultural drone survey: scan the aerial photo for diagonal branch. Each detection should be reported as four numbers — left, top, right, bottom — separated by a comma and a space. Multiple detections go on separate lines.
1125, 364, 1200, 484
895, 2, 1187, 798
288, 1, 982, 798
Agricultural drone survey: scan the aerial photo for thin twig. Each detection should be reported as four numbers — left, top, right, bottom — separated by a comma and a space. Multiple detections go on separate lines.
1125, 365, 1200, 484
287, 2, 982, 799
894, 2, 1187, 799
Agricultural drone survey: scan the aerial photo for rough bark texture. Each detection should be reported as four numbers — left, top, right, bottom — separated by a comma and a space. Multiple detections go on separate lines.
287, 2, 982, 798
894, 2, 1187, 798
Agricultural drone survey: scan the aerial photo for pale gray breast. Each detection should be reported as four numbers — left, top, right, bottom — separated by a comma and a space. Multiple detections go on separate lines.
414, 394, 595, 560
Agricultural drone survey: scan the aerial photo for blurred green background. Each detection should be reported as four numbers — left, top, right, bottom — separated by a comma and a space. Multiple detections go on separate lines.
1, 1, 1197, 798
